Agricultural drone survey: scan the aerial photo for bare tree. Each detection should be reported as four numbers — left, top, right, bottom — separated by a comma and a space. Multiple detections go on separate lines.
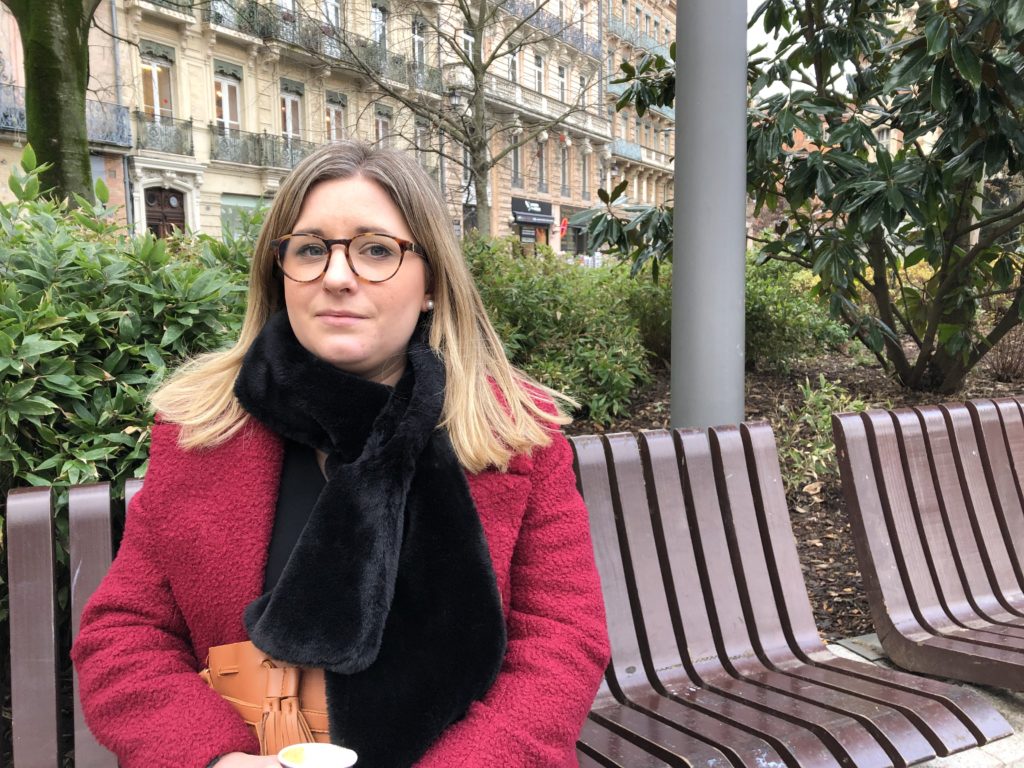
236, 0, 602, 236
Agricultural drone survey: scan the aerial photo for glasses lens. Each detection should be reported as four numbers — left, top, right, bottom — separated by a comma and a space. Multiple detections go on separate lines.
349, 234, 404, 282
280, 235, 330, 281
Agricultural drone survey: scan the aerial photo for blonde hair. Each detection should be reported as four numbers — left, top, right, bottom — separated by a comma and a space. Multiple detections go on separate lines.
150, 141, 572, 472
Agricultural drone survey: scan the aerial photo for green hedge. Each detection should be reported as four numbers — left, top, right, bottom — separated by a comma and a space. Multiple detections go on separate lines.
0, 152, 249, 760
464, 235, 651, 423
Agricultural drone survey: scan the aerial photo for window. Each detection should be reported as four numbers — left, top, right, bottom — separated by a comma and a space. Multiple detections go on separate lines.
461, 29, 476, 60
620, 0, 626, 20
322, 0, 341, 27
281, 92, 302, 138
462, 145, 472, 185
876, 127, 891, 148
414, 121, 429, 161
558, 66, 566, 102
635, 6, 641, 29
371, 4, 388, 47
560, 144, 569, 194
620, 113, 628, 139
581, 152, 589, 197
142, 58, 174, 119
325, 100, 346, 141
645, 13, 650, 35
653, 18, 659, 39
579, 75, 586, 107
213, 76, 240, 132
277, 0, 295, 14
634, 117, 641, 143
533, 54, 544, 92
412, 19, 427, 67
375, 110, 392, 146
509, 54, 518, 83
664, 128, 671, 153
512, 142, 522, 187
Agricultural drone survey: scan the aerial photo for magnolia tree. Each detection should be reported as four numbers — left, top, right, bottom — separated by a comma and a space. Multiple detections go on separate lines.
582, 0, 1024, 393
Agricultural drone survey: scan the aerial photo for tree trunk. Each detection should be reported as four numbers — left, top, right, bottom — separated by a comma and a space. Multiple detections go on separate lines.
7, 0, 95, 203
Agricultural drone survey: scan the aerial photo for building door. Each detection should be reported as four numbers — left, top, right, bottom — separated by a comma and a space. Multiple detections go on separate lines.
145, 187, 186, 238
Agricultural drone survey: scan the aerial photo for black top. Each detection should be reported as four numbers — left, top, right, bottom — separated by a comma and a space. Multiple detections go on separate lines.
263, 440, 326, 591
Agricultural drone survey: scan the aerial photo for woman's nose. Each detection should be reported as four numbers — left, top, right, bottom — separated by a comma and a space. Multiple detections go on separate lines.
322, 245, 358, 290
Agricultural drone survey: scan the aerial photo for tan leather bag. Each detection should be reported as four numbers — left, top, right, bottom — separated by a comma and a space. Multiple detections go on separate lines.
199, 640, 330, 755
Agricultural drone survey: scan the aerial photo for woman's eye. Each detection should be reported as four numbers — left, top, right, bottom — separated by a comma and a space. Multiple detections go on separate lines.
296, 244, 328, 258
362, 244, 397, 259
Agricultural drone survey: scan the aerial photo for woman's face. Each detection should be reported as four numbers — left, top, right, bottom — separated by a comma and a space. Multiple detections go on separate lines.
282, 175, 432, 385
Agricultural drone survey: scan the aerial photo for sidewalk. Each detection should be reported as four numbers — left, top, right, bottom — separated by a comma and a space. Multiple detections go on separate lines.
831, 634, 1024, 767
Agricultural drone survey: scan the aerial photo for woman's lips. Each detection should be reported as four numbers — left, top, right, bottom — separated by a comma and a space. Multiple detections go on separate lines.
317, 311, 366, 325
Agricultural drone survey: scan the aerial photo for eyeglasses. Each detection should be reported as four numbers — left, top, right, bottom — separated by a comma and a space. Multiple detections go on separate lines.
271, 232, 427, 283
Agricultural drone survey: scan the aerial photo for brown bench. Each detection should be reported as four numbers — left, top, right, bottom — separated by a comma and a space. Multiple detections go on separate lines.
7, 422, 1012, 767
834, 398, 1024, 690
7, 484, 653, 767
571, 425, 1010, 767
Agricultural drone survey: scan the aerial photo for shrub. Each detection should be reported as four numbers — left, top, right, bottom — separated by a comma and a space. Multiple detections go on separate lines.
773, 374, 869, 495
746, 256, 847, 371
0, 149, 249, 757
610, 257, 846, 371
464, 234, 650, 423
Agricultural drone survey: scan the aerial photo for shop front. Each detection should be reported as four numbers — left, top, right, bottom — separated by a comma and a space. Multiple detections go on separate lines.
559, 205, 589, 257
512, 197, 553, 251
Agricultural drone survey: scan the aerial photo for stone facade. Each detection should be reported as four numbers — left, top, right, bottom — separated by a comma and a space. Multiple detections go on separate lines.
0, 0, 675, 250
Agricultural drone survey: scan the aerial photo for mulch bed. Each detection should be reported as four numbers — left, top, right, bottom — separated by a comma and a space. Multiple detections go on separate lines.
567, 352, 1024, 641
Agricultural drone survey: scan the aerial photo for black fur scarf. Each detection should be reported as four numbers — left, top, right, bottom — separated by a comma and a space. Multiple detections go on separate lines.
234, 311, 506, 767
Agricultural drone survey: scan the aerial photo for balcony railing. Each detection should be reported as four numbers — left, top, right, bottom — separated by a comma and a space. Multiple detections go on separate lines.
136, 112, 194, 155
609, 138, 642, 162
607, 16, 668, 56
209, 126, 318, 169
86, 100, 133, 147
262, 134, 318, 169
504, 0, 601, 59
144, 0, 194, 15
210, 125, 263, 165
0, 84, 131, 147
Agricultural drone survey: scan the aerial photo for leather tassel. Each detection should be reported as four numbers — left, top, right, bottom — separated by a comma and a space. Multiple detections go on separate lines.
258, 666, 315, 755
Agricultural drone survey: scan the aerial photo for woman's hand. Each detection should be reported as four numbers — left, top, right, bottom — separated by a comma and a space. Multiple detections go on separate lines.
213, 752, 281, 767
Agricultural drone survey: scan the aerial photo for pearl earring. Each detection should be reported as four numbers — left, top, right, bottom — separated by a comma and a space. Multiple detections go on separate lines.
426, 300, 435, 311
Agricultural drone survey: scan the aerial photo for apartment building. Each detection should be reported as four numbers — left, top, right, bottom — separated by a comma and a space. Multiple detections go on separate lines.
0, 0, 673, 252
602, 0, 675, 211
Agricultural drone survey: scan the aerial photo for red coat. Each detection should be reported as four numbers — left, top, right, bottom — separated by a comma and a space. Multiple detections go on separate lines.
71, 419, 609, 768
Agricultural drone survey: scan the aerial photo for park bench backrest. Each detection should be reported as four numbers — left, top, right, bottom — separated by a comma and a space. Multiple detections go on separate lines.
7, 481, 140, 768
834, 397, 1024, 689
8, 421, 1012, 767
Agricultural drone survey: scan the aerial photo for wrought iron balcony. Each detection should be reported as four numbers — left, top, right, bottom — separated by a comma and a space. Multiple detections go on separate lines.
86, 100, 133, 147
209, 125, 264, 165
144, 0, 194, 15
261, 134, 318, 169
607, 15, 669, 57
203, 0, 261, 36
0, 84, 131, 147
136, 112, 194, 155
503, 0, 601, 59
609, 138, 642, 162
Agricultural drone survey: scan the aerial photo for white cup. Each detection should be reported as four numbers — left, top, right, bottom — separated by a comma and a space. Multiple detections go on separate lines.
277, 743, 358, 768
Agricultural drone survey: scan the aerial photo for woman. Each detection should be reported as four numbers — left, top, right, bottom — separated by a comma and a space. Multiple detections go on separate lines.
71, 141, 609, 768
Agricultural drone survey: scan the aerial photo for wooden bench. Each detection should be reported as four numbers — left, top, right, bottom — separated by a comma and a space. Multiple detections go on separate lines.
7, 422, 1012, 767
571, 425, 1010, 767
834, 398, 1024, 691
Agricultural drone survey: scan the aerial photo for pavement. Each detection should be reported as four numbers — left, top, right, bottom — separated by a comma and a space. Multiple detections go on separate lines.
830, 634, 1024, 767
